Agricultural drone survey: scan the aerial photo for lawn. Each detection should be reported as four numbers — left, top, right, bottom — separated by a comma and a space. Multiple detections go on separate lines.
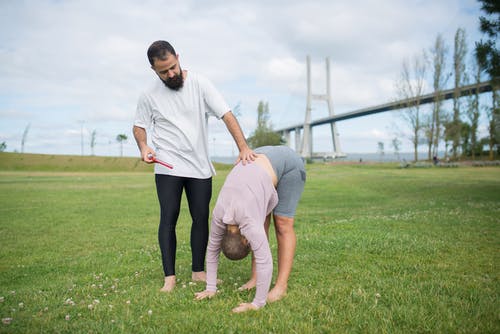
0, 154, 499, 333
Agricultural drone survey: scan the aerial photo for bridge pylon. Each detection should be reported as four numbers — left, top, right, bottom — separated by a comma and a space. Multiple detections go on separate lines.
299, 56, 345, 159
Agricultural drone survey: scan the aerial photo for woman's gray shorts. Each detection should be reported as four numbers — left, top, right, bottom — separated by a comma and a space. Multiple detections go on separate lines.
254, 146, 306, 218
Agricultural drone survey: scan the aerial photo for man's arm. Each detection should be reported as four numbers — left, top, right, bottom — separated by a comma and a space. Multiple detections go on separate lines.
132, 126, 154, 163
222, 111, 257, 164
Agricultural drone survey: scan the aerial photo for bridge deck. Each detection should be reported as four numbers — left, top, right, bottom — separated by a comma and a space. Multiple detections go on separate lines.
276, 82, 493, 133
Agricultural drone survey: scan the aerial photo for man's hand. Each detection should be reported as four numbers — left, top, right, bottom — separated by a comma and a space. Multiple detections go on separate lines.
141, 148, 155, 163
194, 290, 216, 300
235, 147, 258, 165
221, 112, 257, 165
231, 302, 259, 313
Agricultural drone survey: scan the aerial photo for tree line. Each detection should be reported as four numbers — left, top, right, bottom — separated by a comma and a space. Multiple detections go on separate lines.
395, 0, 499, 161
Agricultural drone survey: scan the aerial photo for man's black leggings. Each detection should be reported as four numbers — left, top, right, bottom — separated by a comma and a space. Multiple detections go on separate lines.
155, 174, 212, 277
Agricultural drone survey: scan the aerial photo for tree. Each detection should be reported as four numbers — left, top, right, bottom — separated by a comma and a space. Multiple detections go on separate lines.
0, 142, 6, 152
475, 0, 500, 160
465, 55, 483, 159
443, 115, 453, 159
396, 50, 427, 161
116, 134, 127, 157
451, 28, 468, 159
475, 0, 500, 86
460, 121, 472, 157
377, 142, 385, 161
485, 102, 499, 159
422, 113, 434, 160
391, 137, 402, 161
90, 130, 97, 156
429, 33, 449, 159
247, 101, 283, 148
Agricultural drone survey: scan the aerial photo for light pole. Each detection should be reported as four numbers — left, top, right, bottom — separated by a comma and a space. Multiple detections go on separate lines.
78, 120, 85, 156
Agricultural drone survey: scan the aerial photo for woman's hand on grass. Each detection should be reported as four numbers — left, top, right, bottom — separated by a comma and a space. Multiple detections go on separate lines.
194, 290, 216, 300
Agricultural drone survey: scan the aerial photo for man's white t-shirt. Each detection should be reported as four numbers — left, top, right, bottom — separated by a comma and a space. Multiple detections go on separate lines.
134, 71, 229, 178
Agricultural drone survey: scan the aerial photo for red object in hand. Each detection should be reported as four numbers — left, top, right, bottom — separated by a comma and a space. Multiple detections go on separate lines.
148, 154, 173, 169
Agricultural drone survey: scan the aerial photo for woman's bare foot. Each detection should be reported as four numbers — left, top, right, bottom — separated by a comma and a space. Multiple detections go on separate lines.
160, 275, 176, 292
238, 279, 256, 291
267, 285, 287, 302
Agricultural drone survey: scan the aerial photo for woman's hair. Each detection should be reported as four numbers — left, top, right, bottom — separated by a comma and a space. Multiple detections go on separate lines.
221, 226, 251, 261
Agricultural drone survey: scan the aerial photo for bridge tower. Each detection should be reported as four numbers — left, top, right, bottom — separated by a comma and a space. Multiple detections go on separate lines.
300, 56, 344, 158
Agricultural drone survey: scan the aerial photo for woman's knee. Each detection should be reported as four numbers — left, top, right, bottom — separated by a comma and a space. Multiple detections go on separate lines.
273, 215, 295, 234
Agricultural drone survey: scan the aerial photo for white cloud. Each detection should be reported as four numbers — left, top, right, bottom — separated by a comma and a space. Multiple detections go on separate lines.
370, 129, 389, 140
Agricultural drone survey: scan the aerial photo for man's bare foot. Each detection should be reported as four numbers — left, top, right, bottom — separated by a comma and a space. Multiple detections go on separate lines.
160, 275, 176, 292
238, 279, 256, 291
267, 285, 287, 302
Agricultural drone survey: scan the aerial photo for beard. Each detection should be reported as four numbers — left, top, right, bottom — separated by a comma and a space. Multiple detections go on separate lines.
162, 67, 184, 90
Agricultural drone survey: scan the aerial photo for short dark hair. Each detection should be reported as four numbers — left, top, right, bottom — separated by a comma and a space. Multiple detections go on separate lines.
147, 40, 176, 66
221, 226, 251, 261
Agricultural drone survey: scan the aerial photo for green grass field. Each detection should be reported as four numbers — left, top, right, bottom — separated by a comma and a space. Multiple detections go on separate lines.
0, 153, 499, 333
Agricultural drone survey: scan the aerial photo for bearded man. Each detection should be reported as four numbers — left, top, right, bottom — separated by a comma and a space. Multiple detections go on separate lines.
133, 40, 256, 292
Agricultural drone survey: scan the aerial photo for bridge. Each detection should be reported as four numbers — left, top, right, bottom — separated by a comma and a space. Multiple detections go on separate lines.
275, 57, 493, 158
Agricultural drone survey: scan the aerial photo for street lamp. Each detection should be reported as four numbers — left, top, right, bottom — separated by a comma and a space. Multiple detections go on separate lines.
78, 120, 85, 156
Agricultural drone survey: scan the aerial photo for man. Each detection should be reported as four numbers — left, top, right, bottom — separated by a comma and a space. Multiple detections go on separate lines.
133, 40, 255, 292
195, 146, 306, 311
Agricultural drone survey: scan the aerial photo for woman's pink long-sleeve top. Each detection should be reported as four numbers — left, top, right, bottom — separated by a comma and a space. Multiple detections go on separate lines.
205, 162, 278, 308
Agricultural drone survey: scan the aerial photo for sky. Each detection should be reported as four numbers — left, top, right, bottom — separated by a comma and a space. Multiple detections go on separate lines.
0, 0, 491, 158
